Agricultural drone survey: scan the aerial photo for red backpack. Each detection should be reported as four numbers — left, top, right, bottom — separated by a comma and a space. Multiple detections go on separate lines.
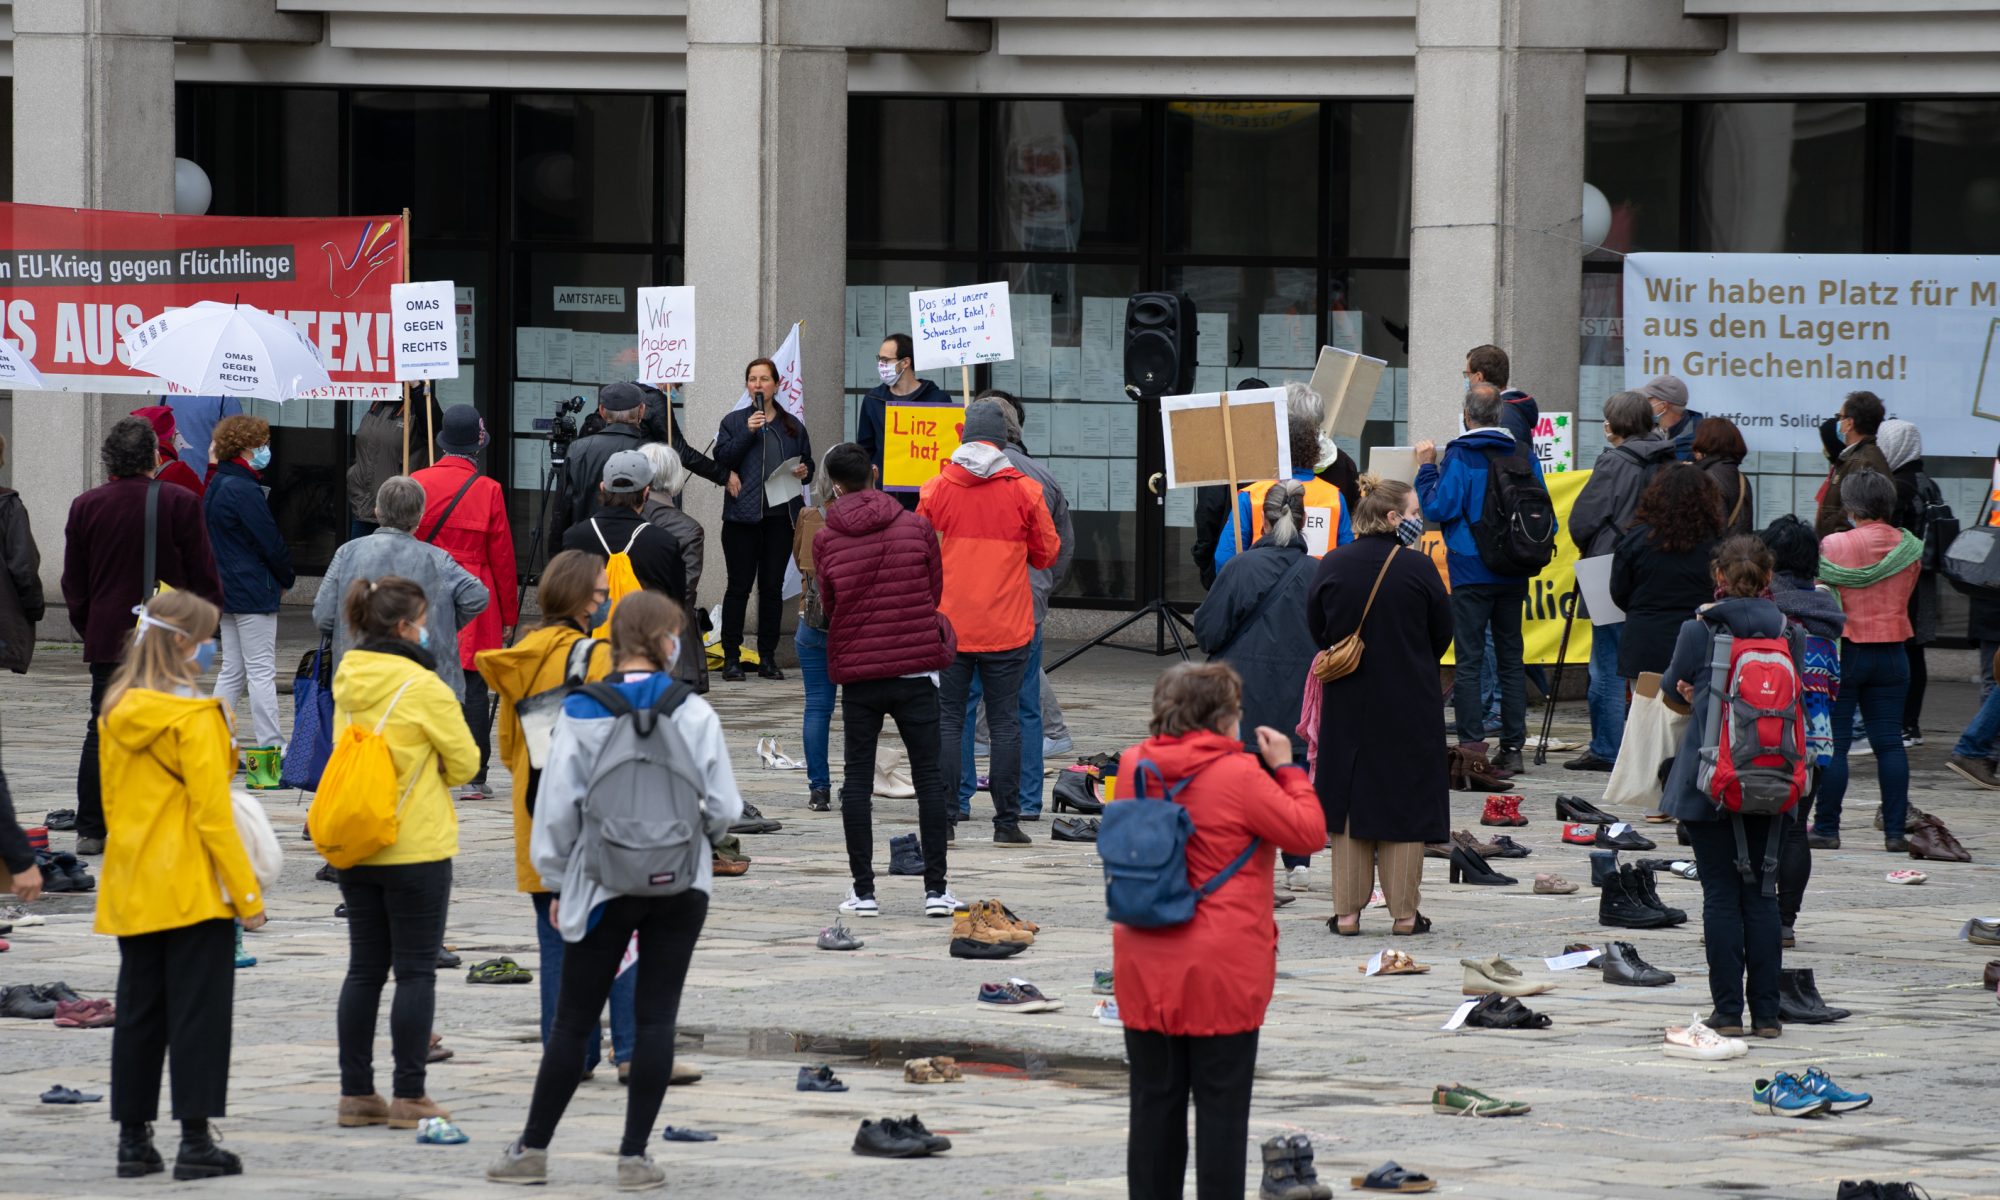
1694, 624, 1807, 892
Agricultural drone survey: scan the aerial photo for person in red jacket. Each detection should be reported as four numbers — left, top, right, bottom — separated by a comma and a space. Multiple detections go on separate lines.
61, 417, 224, 854
410, 405, 519, 798
814, 442, 957, 921
918, 400, 1059, 848
1112, 661, 1325, 1200
129, 405, 205, 497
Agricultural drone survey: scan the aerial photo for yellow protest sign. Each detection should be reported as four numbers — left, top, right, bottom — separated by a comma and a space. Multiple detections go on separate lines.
882, 403, 961, 491
1433, 468, 1594, 667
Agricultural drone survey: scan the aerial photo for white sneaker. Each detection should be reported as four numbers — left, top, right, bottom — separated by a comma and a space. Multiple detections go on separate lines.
924, 889, 959, 918
1662, 1012, 1747, 1061
838, 889, 879, 918
1286, 866, 1313, 892
1093, 998, 1123, 1028
0, 905, 45, 926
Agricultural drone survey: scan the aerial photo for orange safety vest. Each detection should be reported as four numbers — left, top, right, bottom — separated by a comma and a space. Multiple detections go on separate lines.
1239, 476, 1346, 557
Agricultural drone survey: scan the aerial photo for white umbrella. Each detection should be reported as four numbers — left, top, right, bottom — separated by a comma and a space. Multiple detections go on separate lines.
0, 339, 45, 389
121, 300, 332, 401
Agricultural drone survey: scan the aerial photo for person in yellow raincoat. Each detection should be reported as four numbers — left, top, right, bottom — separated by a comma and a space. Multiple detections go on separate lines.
95, 590, 265, 1181
328, 575, 479, 1133
475, 549, 644, 1080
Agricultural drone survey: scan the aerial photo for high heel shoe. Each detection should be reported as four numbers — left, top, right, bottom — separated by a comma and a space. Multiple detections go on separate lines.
1051, 770, 1105, 815
1448, 845, 1517, 886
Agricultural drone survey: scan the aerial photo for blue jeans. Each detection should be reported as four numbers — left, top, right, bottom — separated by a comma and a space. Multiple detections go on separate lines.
794, 622, 834, 791
1814, 641, 1910, 841
956, 631, 1045, 818
1961, 639, 2000, 760
1451, 583, 1527, 749
532, 892, 635, 1072
1586, 622, 1626, 761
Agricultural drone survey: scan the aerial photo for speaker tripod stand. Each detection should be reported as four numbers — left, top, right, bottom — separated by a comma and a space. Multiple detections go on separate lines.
1048, 471, 1197, 672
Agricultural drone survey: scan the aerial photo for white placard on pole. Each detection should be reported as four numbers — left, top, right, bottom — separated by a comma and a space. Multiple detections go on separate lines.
1573, 554, 1625, 625
637, 286, 696, 385
390, 280, 460, 382
1533, 413, 1576, 474
909, 282, 1015, 371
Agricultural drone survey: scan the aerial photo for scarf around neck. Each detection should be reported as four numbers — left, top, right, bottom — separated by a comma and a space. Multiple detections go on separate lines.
1816, 528, 1921, 599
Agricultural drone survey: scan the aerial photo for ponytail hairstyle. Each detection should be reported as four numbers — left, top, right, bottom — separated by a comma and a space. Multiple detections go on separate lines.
1712, 534, 1775, 599
1352, 473, 1415, 535
1261, 479, 1307, 547
608, 590, 685, 670
103, 590, 220, 715
343, 576, 428, 642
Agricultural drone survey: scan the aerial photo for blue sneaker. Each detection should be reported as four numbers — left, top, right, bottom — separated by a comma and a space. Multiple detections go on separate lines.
1753, 1074, 1832, 1118
415, 1117, 469, 1144
1797, 1067, 1872, 1113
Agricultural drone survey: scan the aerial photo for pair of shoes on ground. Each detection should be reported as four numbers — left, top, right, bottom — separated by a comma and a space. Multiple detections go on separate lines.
853, 1115, 950, 1158
1259, 1133, 1334, 1197
38, 850, 94, 892
976, 978, 1062, 1013
1600, 941, 1674, 986
1430, 1082, 1528, 1117
1, 981, 82, 1019
948, 900, 1036, 958
1662, 1012, 1746, 1060
1598, 863, 1686, 929
118, 1124, 241, 1182
1462, 992, 1551, 1030
712, 834, 751, 877
1754, 1067, 1870, 1117
797, 1065, 847, 1093
337, 1093, 451, 1130
487, 1139, 667, 1190
839, 886, 960, 920
727, 803, 782, 835
903, 1055, 962, 1084
1840, 1182, 1934, 1199
1778, 967, 1851, 1024
1477, 795, 1527, 827
1460, 956, 1550, 998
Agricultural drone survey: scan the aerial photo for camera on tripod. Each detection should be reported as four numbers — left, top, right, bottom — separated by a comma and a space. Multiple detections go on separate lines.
534, 394, 588, 464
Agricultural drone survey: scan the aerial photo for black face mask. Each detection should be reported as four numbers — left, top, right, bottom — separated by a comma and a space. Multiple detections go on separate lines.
1396, 514, 1425, 548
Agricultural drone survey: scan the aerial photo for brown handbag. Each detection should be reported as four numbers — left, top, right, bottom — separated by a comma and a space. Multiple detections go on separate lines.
1311, 549, 1398, 683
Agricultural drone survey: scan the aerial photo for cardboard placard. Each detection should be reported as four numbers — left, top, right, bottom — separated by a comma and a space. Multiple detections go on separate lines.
1159, 388, 1290, 490
1367, 445, 1419, 485
636, 285, 696, 384
1308, 345, 1388, 440
389, 280, 459, 382
909, 282, 1015, 371
1533, 412, 1575, 474
882, 401, 962, 491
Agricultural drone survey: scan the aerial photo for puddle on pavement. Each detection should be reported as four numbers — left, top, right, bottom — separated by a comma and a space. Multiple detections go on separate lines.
681, 1026, 1128, 1091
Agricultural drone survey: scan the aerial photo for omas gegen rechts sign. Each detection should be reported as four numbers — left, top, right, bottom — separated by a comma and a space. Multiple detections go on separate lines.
390, 279, 460, 382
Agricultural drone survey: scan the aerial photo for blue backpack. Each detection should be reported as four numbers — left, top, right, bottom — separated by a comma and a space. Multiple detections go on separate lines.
1099, 758, 1262, 929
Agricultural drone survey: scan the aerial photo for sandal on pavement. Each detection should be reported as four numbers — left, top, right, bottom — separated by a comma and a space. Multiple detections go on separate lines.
1353, 1160, 1437, 1192
466, 958, 533, 984
1328, 914, 1361, 937
1375, 950, 1430, 975
1391, 912, 1432, 936
41, 1085, 102, 1104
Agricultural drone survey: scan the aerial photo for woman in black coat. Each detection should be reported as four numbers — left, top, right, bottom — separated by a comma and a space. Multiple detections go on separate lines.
1308, 476, 1452, 937
1610, 464, 1725, 682
711, 357, 813, 682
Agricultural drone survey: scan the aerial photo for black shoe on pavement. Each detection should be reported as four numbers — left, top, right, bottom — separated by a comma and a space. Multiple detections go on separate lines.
1598, 869, 1670, 930
1806, 832, 1840, 850
887, 833, 926, 876
729, 804, 783, 835
1562, 751, 1614, 773
437, 948, 462, 970
808, 788, 831, 812
1491, 748, 1525, 775
117, 1125, 164, 1178
757, 661, 785, 680
315, 863, 339, 884
721, 661, 746, 683
853, 1118, 931, 1158
44, 809, 77, 831
1601, 940, 1675, 986
1594, 826, 1658, 852
993, 825, 1032, 848
890, 1115, 951, 1153
1, 984, 57, 1019
1556, 794, 1619, 824
173, 1132, 242, 1181
948, 937, 1025, 960
1051, 817, 1099, 842
797, 1065, 848, 1093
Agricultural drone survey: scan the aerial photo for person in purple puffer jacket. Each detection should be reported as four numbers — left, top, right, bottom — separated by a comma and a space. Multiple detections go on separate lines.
813, 442, 958, 921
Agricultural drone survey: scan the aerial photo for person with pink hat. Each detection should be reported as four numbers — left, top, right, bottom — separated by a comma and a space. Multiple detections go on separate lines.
129, 406, 205, 497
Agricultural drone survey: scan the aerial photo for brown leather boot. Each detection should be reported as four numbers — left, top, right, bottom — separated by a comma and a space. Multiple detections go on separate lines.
974, 902, 1034, 945
386, 1095, 450, 1129
951, 905, 1012, 945
336, 1093, 389, 1128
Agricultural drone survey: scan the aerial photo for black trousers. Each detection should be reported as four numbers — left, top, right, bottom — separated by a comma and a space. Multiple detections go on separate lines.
938, 644, 1031, 830
337, 859, 452, 1099
75, 661, 120, 839
840, 676, 950, 897
719, 509, 792, 659
1686, 816, 1783, 1026
462, 672, 493, 785
1125, 1027, 1260, 1200
521, 890, 709, 1158
1778, 805, 1811, 930
112, 918, 236, 1123
1904, 639, 1927, 729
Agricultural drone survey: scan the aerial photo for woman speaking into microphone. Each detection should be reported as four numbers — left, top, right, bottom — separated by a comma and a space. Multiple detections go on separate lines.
712, 357, 813, 682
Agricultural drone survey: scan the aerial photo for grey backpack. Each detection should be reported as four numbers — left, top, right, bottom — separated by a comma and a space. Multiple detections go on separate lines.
574, 681, 707, 897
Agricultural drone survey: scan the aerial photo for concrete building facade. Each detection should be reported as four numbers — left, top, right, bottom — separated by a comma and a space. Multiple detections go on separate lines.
5, 0, 1997, 633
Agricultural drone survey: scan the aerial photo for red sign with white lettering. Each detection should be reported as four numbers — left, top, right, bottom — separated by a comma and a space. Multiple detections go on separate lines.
0, 201, 407, 399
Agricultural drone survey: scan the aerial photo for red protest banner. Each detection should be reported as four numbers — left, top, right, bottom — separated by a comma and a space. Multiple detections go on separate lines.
0, 202, 407, 399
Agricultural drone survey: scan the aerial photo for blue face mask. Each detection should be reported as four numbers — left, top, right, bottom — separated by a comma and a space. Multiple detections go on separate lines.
417, 627, 431, 650
248, 445, 272, 470
590, 598, 613, 628
1462, 377, 1471, 394
190, 641, 218, 673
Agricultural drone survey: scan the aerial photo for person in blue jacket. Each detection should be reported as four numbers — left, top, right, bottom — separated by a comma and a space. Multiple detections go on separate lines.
203, 414, 296, 749
1414, 382, 1556, 776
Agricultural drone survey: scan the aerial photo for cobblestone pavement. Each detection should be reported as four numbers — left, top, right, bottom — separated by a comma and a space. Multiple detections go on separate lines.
2, 630, 1998, 1199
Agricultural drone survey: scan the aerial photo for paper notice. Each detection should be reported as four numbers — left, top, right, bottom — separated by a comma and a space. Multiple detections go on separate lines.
1197, 312, 1227, 369
515, 327, 547, 379
1363, 950, 1385, 977
1573, 554, 1625, 626
1076, 458, 1110, 513
1164, 486, 1195, 528
1108, 465, 1137, 513
1441, 999, 1479, 1031
1368, 446, 1418, 485
543, 327, 573, 381
1050, 347, 1082, 400
764, 457, 803, 507
1544, 949, 1599, 971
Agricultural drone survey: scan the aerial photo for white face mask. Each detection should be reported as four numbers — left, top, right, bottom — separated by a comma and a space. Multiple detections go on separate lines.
877, 360, 902, 386
665, 634, 681, 668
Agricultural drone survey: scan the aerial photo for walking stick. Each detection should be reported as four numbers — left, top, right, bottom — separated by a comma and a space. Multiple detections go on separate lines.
1535, 583, 1582, 767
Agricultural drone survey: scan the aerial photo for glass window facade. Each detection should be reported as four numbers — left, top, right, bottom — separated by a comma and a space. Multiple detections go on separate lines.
176, 85, 685, 574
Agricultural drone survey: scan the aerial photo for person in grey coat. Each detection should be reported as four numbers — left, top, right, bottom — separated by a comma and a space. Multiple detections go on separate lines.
637, 441, 709, 692
315, 476, 489, 699
1563, 390, 1675, 772
1195, 479, 1321, 884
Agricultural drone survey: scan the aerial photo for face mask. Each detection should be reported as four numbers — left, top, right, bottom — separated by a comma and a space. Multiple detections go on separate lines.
1396, 514, 1425, 548
665, 634, 682, 667
1462, 377, 1471, 394
248, 445, 272, 470
417, 627, 432, 650
190, 641, 218, 673
877, 360, 902, 386
590, 598, 613, 628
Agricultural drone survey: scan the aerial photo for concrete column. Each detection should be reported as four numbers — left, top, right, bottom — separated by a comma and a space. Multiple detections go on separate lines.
682, 0, 848, 641
1407, 0, 1586, 443
9, 0, 178, 607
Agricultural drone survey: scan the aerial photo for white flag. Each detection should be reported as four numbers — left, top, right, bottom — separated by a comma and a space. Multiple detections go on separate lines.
730, 322, 804, 422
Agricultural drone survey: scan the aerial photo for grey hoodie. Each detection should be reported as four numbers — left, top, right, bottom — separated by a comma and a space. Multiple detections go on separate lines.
1571, 432, 1675, 558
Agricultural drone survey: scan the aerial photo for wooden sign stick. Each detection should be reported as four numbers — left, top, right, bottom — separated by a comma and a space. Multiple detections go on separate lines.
425, 380, 436, 466
1219, 390, 1244, 555
960, 364, 971, 406
400, 387, 411, 475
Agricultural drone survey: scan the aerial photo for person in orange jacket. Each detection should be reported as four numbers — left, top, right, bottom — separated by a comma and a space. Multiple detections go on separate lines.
918, 399, 1059, 848
411, 405, 518, 798
95, 591, 266, 1181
